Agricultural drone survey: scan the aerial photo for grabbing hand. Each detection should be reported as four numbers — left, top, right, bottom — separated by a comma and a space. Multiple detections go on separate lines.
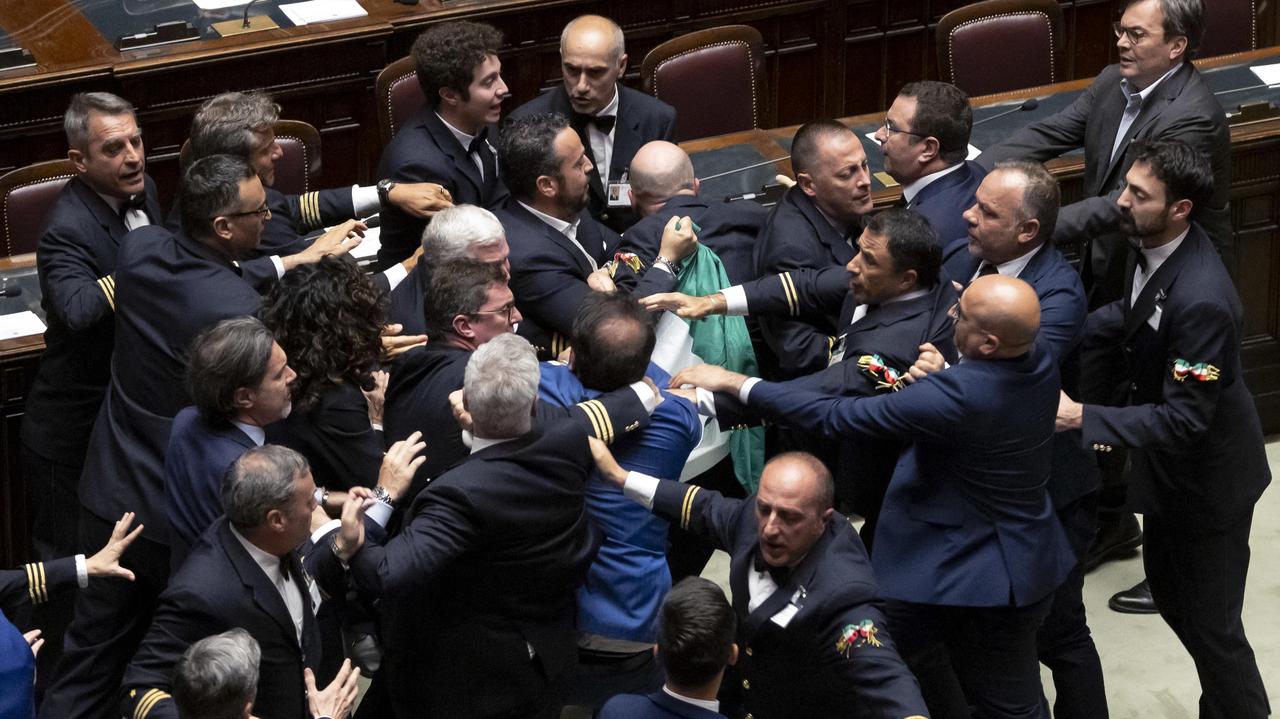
381, 323, 428, 360
658, 215, 699, 263
292, 220, 366, 267
85, 512, 144, 581
639, 292, 726, 320
669, 364, 749, 395
24, 629, 43, 658
363, 370, 390, 426
449, 389, 473, 433
587, 267, 617, 293
306, 659, 361, 719
587, 437, 627, 487
334, 489, 373, 562
904, 342, 945, 384
389, 182, 453, 219
377, 431, 427, 502
1055, 391, 1083, 432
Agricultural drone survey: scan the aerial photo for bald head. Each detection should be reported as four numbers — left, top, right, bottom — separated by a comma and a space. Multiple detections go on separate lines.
954, 275, 1041, 359
755, 452, 834, 568
560, 16, 628, 115
561, 15, 625, 61
629, 141, 698, 214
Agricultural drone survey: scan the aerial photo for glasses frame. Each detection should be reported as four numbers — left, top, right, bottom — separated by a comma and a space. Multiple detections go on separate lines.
468, 303, 517, 324
1112, 21, 1160, 46
881, 118, 926, 139
215, 203, 272, 221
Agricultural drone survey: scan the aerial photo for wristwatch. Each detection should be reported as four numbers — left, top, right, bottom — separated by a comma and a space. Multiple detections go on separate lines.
376, 178, 397, 208
372, 485, 394, 506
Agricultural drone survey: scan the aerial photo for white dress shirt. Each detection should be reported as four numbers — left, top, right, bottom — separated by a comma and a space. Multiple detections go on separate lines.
230, 526, 306, 644
901, 162, 964, 206
1111, 62, 1184, 162
587, 88, 620, 184
1131, 228, 1188, 305
517, 200, 598, 270
970, 243, 1044, 283
437, 113, 491, 180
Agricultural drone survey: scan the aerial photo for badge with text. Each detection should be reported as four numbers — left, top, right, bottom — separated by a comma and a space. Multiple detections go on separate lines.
836, 620, 882, 657
1171, 358, 1221, 383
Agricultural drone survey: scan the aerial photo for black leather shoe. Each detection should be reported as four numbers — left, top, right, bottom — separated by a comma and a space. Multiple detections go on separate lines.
1084, 513, 1142, 572
1108, 579, 1158, 614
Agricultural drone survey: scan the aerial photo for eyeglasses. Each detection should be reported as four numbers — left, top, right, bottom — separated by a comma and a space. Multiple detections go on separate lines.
1113, 21, 1159, 45
217, 203, 271, 221
881, 118, 925, 139
469, 303, 517, 323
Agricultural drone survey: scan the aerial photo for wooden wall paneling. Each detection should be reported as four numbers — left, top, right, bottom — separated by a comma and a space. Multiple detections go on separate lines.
1065, 0, 1120, 79
882, 1, 931, 105
843, 1, 891, 117
770, 11, 827, 125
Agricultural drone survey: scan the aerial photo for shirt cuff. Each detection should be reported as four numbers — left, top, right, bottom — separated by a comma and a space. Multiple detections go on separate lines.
367, 500, 393, 528
739, 377, 762, 404
651, 261, 673, 275
382, 262, 408, 290
271, 255, 285, 279
370, 422, 384, 432
694, 387, 717, 417
75, 554, 88, 589
629, 380, 661, 414
311, 519, 341, 546
352, 184, 380, 218
622, 471, 661, 509
721, 285, 748, 316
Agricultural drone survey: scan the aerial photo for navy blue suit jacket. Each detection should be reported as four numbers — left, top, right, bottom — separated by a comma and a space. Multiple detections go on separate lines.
752, 188, 858, 377
375, 110, 509, 264
908, 160, 985, 246
122, 519, 321, 719
498, 200, 675, 357
163, 407, 257, 567
266, 382, 383, 493
511, 84, 676, 232
80, 227, 262, 543
650, 481, 926, 718
1081, 224, 1270, 524
620, 194, 766, 285
747, 345, 1074, 608
600, 691, 727, 719
1, 556, 77, 615
23, 175, 161, 461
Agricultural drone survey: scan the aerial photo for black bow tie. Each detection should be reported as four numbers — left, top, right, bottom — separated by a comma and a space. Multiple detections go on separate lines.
571, 113, 616, 134
119, 193, 146, 220
753, 553, 791, 586
467, 127, 490, 155
1130, 241, 1149, 272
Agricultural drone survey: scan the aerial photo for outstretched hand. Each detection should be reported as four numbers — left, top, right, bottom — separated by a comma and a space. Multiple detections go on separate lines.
638, 292, 726, 319
381, 323, 428, 360
377, 431, 427, 502
669, 364, 749, 395
306, 659, 361, 719
85, 512, 144, 581
587, 437, 627, 487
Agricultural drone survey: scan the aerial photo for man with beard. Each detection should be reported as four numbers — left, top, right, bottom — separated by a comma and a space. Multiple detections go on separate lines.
1057, 140, 1270, 717
494, 112, 695, 359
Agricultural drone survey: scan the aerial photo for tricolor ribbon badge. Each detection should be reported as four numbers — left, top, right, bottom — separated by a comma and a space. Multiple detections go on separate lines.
609, 252, 645, 278
1171, 358, 1221, 383
857, 354, 906, 392
836, 619, 883, 657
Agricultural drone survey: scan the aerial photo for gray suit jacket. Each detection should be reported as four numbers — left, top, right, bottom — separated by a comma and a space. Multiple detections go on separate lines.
978, 62, 1231, 248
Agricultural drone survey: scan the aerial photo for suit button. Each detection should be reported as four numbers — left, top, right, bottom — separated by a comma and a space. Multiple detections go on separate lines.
742, 679, 750, 689
745, 646, 753, 657
1130, 382, 1139, 392
746, 715, 753, 719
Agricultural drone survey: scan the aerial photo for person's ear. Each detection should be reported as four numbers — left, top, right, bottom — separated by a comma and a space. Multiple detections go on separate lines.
1016, 218, 1041, 248
535, 174, 559, 201
1170, 198, 1194, 223
232, 386, 255, 411
615, 52, 629, 75
68, 148, 87, 174
439, 86, 460, 109
897, 269, 918, 294
692, 177, 702, 195
821, 507, 834, 525
265, 508, 286, 532
212, 215, 234, 242
919, 137, 941, 164
453, 313, 476, 340
796, 172, 817, 198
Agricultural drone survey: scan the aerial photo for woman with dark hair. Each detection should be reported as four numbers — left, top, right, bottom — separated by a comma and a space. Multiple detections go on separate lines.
262, 256, 388, 491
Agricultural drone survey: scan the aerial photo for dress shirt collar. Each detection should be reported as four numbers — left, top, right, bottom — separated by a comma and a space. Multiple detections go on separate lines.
232, 421, 266, 446
813, 204, 852, 239
471, 435, 518, 454
1138, 227, 1188, 277
1120, 61, 1183, 104
595, 85, 620, 119
436, 112, 477, 151
229, 524, 285, 584
662, 685, 720, 713
517, 200, 580, 241
901, 162, 964, 205
884, 286, 930, 306
977, 242, 1044, 281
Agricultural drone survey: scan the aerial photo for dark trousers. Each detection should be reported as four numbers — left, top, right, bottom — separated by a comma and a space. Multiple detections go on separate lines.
561, 647, 663, 712
885, 595, 1054, 719
1036, 492, 1108, 719
21, 444, 84, 559
37, 511, 169, 719
667, 455, 745, 582
1145, 511, 1270, 719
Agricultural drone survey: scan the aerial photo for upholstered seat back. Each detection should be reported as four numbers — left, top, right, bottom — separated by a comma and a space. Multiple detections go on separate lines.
938, 0, 1064, 97
642, 25, 764, 141
178, 119, 320, 197
1198, 0, 1256, 58
376, 55, 425, 147
0, 160, 77, 257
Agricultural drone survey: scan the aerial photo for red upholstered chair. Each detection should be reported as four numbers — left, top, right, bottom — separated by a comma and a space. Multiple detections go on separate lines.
641, 25, 765, 142
937, 0, 1065, 97
1197, 0, 1257, 58
178, 119, 321, 197
376, 55, 424, 147
0, 159, 77, 258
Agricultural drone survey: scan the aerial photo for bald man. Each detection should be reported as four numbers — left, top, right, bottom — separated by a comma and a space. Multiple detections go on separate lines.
674, 275, 1074, 719
590, 446, 928, 719
511, 15, 676, 233
619, 141, 765, 285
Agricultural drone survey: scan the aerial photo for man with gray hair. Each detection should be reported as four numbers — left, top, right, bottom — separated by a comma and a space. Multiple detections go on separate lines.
511, 14, 676, 231
319, 332, 662, 718
185, 91, 451, 292
123, 444, 383, 719
22, 92, 162, 566
164, 318, 299, 568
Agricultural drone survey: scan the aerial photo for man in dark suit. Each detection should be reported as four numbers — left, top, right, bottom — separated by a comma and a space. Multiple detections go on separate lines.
121, 445, 363, 719
589, 446, 928, 719
874, 81, 985, 246
511, 15, 676, 232
940, 160, 1105, 719
320, 333, 659, 719
599, 577, 736, 719
39, 156, 361, 719
1058, 141, 1271, 718
495, 112, 694, 359
22, 92, 161, 565
621, 141, 766, 286
165, 318, 298, 567
186, 91, 449, 292
376, 21, 510, 265
752, 120, 871, 378
673, 275, 1075, 719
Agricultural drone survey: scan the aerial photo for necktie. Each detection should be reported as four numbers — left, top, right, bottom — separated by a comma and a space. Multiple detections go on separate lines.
1131, 242, 1148, 273
753, 553, 791, 586
977, 262, 999, 277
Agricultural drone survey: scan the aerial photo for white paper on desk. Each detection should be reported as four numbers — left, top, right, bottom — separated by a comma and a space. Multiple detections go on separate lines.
192, 0, 250, 8
280, 0, 367, 26
0, 311, 46, 340
349, 224, 380, 261
1251, 63, 1280, 87
863, 131, 980, 160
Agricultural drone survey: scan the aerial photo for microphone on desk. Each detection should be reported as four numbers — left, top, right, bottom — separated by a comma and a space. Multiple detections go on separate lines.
697, 156, 791, 182
1214, 82, 1279, 97
972, 98, 1040, 127
0, 286, 24, 299
243, 0, 261, 29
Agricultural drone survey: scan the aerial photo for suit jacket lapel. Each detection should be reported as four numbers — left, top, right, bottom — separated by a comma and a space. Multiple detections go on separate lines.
424, 112, 485, 195
910, 162, 969, 210
1101, 64, 1193, 190
219, 523, 301, 646
610, 88, 642, 182
71, 177, 129, 244
1122, 230, 1194, 340
849, 294, 928, 336
288, 551, 322, 670
791, 191, 854, 264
